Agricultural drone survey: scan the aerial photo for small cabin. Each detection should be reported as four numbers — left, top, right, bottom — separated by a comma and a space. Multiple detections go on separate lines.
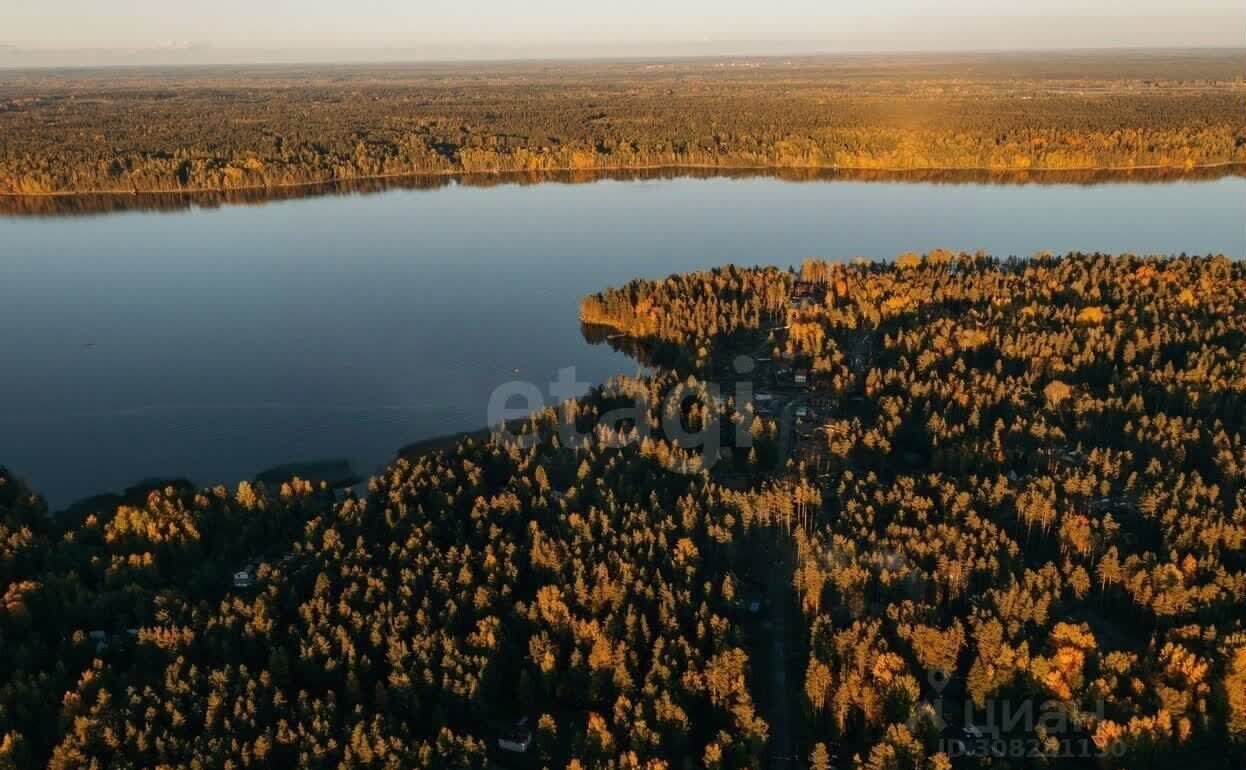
233, 569, 255, 589
88, 630, 109, 653
497, 717, 532, 754
791, 282, 818, 300
942, 724, 989, 757
793, 369, 810, 386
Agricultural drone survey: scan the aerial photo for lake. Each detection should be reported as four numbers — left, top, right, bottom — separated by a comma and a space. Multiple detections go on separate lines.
2, 174, 1243, 507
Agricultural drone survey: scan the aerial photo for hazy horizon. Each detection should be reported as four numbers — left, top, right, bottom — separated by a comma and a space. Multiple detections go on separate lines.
5, 3, 1245, 68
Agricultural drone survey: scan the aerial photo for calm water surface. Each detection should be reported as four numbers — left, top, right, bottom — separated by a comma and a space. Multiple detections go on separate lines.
2, 176, 1243, 506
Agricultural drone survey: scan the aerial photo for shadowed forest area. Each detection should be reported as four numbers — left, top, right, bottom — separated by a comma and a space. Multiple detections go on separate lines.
2, 252, 1244, 769
1, 49, 1244, 197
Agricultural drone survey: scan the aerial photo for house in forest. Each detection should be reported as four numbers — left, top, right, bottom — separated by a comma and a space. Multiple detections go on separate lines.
233, 567, 255, 589
497, 717, 532, 753
791, 282, 819, 300
88, 630, 109, 653
87, 628, 139, 654
793, 369, 810, 386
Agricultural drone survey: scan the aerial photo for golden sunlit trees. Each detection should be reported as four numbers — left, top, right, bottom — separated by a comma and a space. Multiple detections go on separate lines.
2, 54, 1243, 199
2, 252, 1244, 768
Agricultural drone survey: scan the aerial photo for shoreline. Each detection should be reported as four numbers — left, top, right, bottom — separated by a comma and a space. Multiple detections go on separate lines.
5, 162, 1243, 218
4, 160, 1243, 200
50, 422, 518, 517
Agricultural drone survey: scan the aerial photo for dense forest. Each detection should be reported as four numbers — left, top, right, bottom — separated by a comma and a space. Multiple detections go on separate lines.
1, 50, 1244, 196
3, 252, 1246, 768
581, 252, 1246, 768
1, 369, 787, 770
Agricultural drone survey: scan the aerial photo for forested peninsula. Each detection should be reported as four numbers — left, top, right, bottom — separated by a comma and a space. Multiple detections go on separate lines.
2, 252, 1244, 769
2, 50, 1244, 196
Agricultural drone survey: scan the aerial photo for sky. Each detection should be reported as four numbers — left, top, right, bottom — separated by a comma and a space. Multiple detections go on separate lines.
3, 0, 1244, 66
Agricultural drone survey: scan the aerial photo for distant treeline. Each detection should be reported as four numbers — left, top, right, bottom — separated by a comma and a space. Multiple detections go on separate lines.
1, 51, 1244, 196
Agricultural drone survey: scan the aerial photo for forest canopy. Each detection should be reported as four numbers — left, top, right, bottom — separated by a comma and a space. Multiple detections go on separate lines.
2, 252, 1245, 769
